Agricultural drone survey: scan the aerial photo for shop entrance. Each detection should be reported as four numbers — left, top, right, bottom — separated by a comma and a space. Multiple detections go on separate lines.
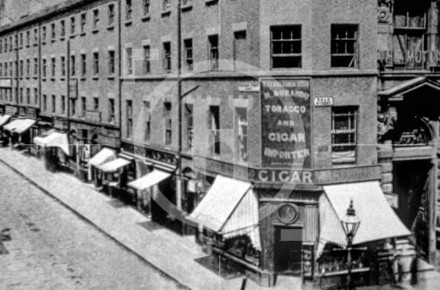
393, 160, 431, 259
274, 227, 302, 275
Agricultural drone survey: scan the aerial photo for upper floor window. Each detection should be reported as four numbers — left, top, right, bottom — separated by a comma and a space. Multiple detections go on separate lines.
81, 54, 86, 76
42, 26, 47, 43
185, 103, 193, 151
331, 24, 358, 68
164, 102, 172, 146
19, 33, 23, 47
271, 25, 302, 69
60, 20, 66, 38
125, 0, 132, 21
143, 46, 150, 74
144, 101, 151, 141
126, 47, 133, 75
71, 17, 76, 35
93, 9, 100, 30
109, 99, 115, 123
208, 35, 219, 70
143, 0, 151, 16
331, 107, 357, 164
71, 55, 76, 76
126, 100, 133, 138
26, 30, 30, 46
108, 4, 115, 26
108, 50, 115, 75
93, 52, 99, 75
163, 42, 171, 73
51, 23, 56, 40
208, 106, 220, 155
235, 107, 248, 162
51, 57, 56, 77
61, 56, 66, 77
184, 38, 193, 71
34, 28, 38, 44
80, 13, 87, 33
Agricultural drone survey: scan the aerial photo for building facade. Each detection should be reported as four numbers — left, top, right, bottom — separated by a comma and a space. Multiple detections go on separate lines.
0, 0, 438, 287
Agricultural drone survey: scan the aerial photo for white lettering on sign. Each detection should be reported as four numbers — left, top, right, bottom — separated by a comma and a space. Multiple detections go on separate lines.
257, 170, 313, 184
314, 97, 334, 107
238, 84, 260, 92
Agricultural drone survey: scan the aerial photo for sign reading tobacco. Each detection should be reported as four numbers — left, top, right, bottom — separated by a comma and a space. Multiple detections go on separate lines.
261, 78, 311, 168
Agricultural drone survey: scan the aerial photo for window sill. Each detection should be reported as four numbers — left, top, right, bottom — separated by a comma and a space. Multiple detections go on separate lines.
107, 25, 115, 30
69, 34, 76, 39
33, 43, 38, 47
141, 15, 150, 22
92, 76, 99, 80
80, 77, 86, 81
91, 29, 99, 34
107, 75, 115, 80
124, 20, 132, 26
80, 32, 86, 36
60, 77, 66, 81
41, 41, 46, 45
33, 76, 38, 80
60, 37, 65, 41
42, 78, 47, 82
51, 78, 56, 81
205, 0, 218, 5
51, 39, 56, 43
161, 10, 171, 17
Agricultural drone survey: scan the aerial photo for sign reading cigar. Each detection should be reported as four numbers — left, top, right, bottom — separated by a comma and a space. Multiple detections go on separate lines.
261, 78, 311, 168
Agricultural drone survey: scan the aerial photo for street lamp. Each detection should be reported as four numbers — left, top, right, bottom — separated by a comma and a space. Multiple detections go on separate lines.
341, 199, 361, 290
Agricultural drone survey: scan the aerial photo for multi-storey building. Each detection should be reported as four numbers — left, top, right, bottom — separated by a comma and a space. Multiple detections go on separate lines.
0, 0, 438, 287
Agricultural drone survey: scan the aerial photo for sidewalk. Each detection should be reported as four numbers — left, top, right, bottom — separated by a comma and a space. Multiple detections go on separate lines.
0, 148, 303, 290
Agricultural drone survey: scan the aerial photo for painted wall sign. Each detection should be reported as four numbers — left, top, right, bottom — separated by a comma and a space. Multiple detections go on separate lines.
378, 49, 440, 68
0, 78, 12, 88
261, 79, 311, 168
256, 169, 314, 184
314, 97, 333, 107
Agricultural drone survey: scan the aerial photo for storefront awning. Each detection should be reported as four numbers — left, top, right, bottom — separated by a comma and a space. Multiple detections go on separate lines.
188, 175, 261, 251
318, 181, 411, 257
96, 157, 131, 173
128, 170, 171, 191
0, 114, 11, 127
3, 119, 36, 134
33, 132, 70, 156
88, 148, 117, 167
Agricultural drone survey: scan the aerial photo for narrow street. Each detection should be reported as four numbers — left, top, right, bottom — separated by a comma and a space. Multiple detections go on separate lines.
0, 161, 183, 290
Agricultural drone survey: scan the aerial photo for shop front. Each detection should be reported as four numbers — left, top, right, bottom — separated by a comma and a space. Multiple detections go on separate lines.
88, 147, 117, 188
96, 157, 132, 198
33, 132, 70, 172
3, 118, 36, 149
0, 114, 11, 146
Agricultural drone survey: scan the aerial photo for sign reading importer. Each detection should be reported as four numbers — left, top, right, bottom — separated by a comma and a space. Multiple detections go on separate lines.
261, 79, 311, 168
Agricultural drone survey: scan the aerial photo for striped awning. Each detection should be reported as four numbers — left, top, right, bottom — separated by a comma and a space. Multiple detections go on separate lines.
188, 175, 261, 251
0, 114, 11, 127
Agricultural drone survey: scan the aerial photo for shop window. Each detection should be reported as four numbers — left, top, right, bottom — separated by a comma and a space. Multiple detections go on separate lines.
271, 25, 302, 69
208, 106, 220, 155
331, 107, 357, 164
126, 47, 133, 75
185, 103, 193, 151
80, 13, 86, 33
164, 102, 172, 146
163, 42, 171, 73
235, 107, 248, 162
93, 9, 100, 30
108, 50, 115, 75
143, 46, 151, 74
109, 99, 115, 123
109, 4, 115, 26
93, 52, 99, 75
60, 20, 66, 38
331, 24, 358, 68
52, 95, 56, 113
125, 0, 132, 21
127, 100, 133, 139
93, 97, 99, 111
208, 35, 219, 70
144, 101, 151, 142
143, 0, 150, 16
184, 38, 193, 71
81, 54, 86, 76
61, 56, 66, 77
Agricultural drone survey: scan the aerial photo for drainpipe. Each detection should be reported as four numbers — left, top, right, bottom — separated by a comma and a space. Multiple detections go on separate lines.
176, 0, 183, 213
118, 0, 122, 150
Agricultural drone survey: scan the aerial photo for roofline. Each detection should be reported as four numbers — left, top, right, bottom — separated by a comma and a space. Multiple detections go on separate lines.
0, 0, 102, 34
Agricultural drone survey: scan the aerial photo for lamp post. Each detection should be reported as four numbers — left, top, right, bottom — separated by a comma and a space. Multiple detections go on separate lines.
341, 199, 361, 290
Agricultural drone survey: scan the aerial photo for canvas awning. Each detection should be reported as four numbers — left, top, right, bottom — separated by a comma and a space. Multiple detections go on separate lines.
0, 114, 11, 127
97, 157, 131, 173
128, 170, 171, 191
88, 148, 117, 167
33, 132, 70, 155
188, 175, 261, 251
3, 119, 36, 134
318, 181, 411, 257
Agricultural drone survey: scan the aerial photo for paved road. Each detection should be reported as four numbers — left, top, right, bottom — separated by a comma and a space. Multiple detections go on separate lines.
0, 161, 183, 290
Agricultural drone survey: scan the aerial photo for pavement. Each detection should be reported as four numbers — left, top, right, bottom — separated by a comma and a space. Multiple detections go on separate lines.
0, 147, 439, 290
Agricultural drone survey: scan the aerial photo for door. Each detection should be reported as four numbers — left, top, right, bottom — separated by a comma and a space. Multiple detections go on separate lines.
274, 227, 303, 275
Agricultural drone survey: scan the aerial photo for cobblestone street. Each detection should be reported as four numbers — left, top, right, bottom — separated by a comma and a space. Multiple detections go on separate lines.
0, 161, 182, 290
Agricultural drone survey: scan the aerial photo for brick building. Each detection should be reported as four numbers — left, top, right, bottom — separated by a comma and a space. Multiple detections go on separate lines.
0, 0, 436, 288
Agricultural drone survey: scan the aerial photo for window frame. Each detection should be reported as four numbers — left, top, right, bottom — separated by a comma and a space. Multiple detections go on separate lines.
270, 25, 302, 69
331, 106, 358, 164
208, 35, 219, 70
330, 24, 359, 68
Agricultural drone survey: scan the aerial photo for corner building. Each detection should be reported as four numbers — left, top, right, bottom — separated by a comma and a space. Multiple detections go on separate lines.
0, 0, 429, 288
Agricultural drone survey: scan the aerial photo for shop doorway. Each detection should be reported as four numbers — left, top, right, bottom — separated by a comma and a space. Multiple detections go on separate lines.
274, 227, 303, 275
393, 160, 431, 259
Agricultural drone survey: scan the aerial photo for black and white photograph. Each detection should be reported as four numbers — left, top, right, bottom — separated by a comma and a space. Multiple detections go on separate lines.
1, 0, 440, 289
